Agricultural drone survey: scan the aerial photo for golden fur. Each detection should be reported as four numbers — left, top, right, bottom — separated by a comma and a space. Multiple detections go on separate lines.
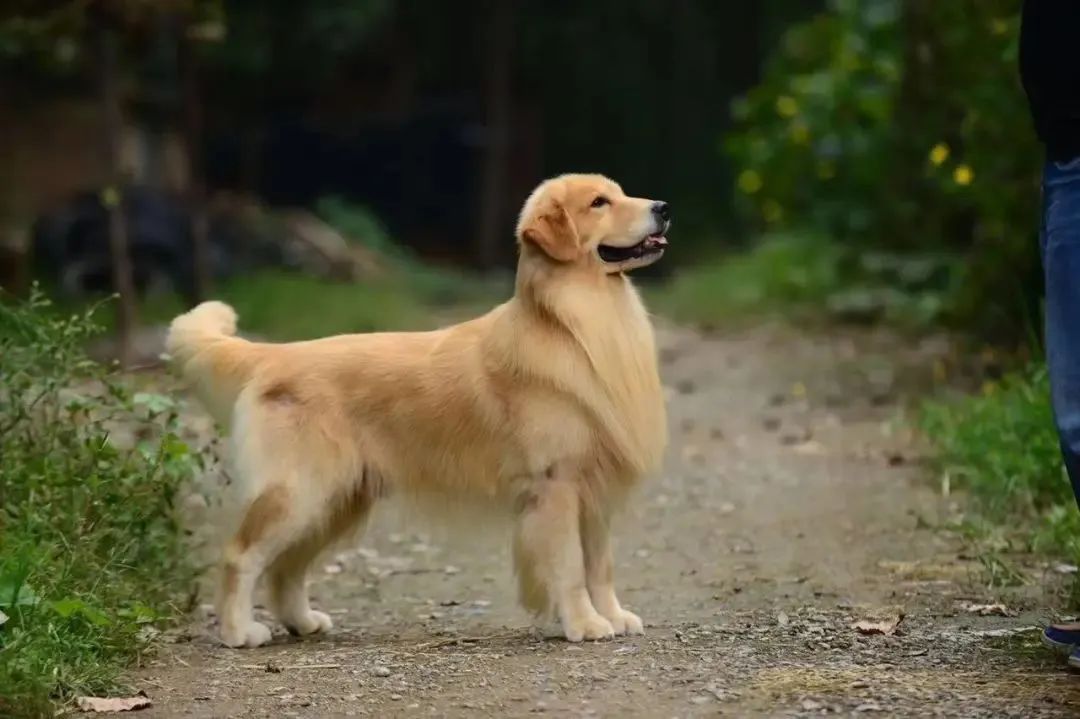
167, 174, 670, 647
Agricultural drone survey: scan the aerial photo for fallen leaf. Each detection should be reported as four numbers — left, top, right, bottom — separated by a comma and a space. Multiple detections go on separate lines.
76, 694, 151, 713
852, 612, 904, 636
960, 602, 1015, 617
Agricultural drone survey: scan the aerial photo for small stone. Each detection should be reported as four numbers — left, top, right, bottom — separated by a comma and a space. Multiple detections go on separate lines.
182, 492, 208, 512
855, 703, 883, 713
802, 699, 823, 711
777, 611, 790, 627
443, 565, 461, 575
390, 694, 403, 701
372, 666, 392, 678
689, 695, 711, 705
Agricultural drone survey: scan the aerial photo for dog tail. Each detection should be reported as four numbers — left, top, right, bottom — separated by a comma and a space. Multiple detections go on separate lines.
166, 301, 258, 426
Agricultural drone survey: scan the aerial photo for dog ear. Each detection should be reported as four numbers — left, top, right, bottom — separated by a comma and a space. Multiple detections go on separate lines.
520, 203, 581, 262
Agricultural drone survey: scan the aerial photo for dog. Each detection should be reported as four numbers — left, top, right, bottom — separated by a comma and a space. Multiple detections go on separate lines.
166, 173, 671, 647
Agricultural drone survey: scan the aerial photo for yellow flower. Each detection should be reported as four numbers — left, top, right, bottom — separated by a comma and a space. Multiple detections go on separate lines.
775, 95, 799, 118
953, 164, 974, 186
991, 18, 1009, 35
981, 380, 997, 397
737, 169, 763, 194
790, 122, 810, 145
929, 143, 950, 166
762, 200, 783, 224
816, 162, 836, 180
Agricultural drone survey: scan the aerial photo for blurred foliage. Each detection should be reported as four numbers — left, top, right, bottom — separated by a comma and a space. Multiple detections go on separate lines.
200, 0, 391, 100
653, 233, 843, 327
726, 0, 1040, 342
655, 232, 955, 330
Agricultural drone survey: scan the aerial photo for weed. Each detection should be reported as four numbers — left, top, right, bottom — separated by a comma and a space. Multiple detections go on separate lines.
0, 290, 200, 717
922, 365, 1080, 566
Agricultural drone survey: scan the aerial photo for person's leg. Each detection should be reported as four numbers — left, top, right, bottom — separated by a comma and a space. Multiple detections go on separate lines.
1040, 156, 1080, 656
1043, 156, 1080, 508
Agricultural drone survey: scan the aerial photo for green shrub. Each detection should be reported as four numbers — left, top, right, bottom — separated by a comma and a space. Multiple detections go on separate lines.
0, 292, 200, 717
922, 365, 1080, 561
726, 0, 1040, 341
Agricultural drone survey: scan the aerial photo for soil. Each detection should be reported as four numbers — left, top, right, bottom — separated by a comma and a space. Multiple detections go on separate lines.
132, 321, 1080, 718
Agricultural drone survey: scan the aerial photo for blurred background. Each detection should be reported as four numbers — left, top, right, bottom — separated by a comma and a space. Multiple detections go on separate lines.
0, 0, 1037, 361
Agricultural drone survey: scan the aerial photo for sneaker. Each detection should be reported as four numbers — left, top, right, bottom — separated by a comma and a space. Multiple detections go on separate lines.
1043, 623, 1080, 655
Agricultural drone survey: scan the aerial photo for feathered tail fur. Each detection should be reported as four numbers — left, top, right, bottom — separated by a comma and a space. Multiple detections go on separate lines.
165, 301, 257, 427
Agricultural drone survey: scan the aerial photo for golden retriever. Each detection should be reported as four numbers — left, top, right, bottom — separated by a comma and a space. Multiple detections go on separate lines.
166, 173, 671, 647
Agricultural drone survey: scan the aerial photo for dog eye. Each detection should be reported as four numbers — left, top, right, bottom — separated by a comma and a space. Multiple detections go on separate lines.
590, 196, 610, 208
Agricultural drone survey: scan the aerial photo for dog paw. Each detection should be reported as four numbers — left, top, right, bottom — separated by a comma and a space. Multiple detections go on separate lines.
285, 610, 334, 637
608, 608, 644, 636
563, 613, 615, 642
221, 620, 273, 648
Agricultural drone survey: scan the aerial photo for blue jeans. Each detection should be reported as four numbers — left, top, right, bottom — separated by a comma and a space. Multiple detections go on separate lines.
1042, 156, 1080, 509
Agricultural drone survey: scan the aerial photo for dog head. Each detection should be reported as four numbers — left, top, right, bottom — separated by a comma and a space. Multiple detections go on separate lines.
516, 174, 670, 273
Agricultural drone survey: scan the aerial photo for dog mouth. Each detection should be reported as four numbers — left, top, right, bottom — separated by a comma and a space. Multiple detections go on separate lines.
597, 229, 669, 264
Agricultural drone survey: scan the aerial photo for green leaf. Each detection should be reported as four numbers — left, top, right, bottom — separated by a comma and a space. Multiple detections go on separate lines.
50, 598, 112, 626
0, 575, 39, 608
132, 393, 176, 414
50, 597, 87, 618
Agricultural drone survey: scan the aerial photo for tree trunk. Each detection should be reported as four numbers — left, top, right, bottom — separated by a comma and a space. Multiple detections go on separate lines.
178, 21, 212, 304
95, 15, 138, 367
475, 0, 516, 270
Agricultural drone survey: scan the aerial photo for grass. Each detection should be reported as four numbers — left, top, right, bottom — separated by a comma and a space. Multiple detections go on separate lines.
652, 233, 844, 327
651, 232, 955, 331
921, 365, 1080, 564
0, 292, 201, 717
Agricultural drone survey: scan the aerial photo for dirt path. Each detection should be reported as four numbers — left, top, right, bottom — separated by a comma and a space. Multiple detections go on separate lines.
137, 322, 1080, 718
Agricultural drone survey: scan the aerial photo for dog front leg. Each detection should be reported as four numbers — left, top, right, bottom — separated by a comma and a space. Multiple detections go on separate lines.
581, 508, 644, 635
513, 470, 614, 641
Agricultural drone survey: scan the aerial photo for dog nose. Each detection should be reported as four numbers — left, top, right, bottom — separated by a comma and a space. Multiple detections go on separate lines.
652, 201, 670, 222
